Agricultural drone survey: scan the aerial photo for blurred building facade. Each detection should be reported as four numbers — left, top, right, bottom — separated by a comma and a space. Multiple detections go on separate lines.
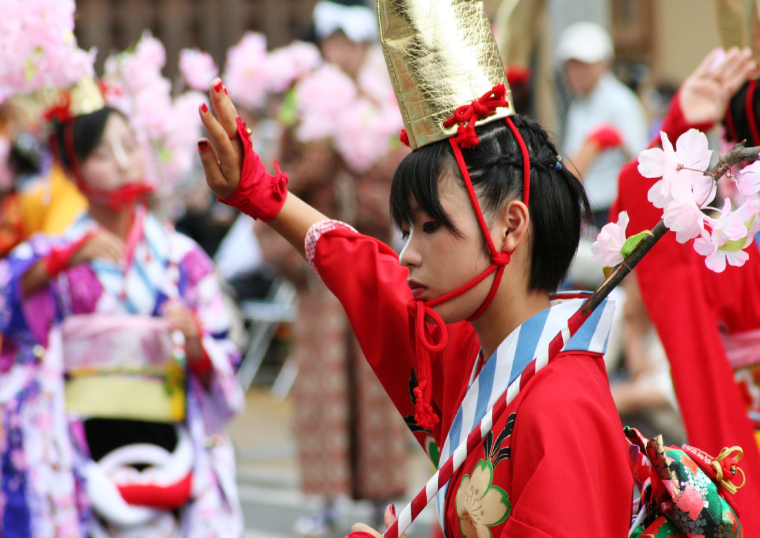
75, 0, 319, 79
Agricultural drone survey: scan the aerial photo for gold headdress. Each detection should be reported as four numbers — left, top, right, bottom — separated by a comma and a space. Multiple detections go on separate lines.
377, 0, 530, 433
714, 0, 760, 66
378, 0, 515, 149
40, 77, 105, 124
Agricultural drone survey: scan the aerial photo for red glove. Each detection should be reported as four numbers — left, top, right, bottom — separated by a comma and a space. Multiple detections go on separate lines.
587, 124, 624, 150
43, 232, 95, 278
218, 117, 288, 222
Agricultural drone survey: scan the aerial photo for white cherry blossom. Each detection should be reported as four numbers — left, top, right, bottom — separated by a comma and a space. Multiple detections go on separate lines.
639, 130, 712, 208
662, 195, 706, 243
693, 199, 750, 272
591, 212, 629, 267
734, 160, 760, 197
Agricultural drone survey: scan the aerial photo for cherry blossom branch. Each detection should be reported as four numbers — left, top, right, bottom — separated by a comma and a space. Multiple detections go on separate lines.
581, 141, 760, 316
706, 141, 760, 180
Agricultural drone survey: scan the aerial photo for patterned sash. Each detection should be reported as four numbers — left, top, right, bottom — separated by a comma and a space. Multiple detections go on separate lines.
435, 292, 617, 528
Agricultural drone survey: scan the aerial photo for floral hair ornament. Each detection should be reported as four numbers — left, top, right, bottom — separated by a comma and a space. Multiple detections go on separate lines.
379, 0, 529, 431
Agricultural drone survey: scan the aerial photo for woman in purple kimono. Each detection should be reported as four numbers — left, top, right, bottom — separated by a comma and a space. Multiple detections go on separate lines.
0, 105, 244, 538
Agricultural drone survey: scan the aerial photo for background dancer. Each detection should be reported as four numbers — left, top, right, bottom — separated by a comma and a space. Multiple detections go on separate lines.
0, 86, 244, 537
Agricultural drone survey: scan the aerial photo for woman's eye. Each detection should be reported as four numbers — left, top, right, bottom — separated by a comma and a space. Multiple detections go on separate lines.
422, 221, 440, 234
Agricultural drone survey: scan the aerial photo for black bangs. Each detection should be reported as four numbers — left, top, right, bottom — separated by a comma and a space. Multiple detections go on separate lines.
390, 139, 461, 235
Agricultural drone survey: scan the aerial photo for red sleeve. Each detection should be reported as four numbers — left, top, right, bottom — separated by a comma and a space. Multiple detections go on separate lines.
314, 227, 479, 449
503, 353, 631, 538
615, 94, 760, 534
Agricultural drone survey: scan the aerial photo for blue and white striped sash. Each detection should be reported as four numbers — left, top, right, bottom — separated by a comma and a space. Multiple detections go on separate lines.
64, 210, 173, 315
435, 292, 616, 527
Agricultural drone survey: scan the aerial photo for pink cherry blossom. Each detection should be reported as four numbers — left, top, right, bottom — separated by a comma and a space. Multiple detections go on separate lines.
265, 41, 321, 93
734, 160, 760, 197
103, 33, 204, 190
179, 49, 218, 91
662, 195, 706, 243
639, 129, 712, 208
0, 0, 96, 101
693, 199, 751, 272
591, 211, 629, 267
295, 64, 357, 142
694, 230, 750, 272
223, 32, 269, 110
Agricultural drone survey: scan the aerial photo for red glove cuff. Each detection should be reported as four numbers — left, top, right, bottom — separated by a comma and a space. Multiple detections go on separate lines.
587, 124, 624, 150
218, 117, 288, 222
43, 232, 94, 278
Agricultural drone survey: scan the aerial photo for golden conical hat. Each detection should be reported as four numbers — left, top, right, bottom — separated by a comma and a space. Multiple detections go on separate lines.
378, 0, 514, 149
714, 0, 760, 66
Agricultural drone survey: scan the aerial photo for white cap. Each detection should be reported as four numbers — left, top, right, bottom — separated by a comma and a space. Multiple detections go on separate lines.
313, 1, 378, 43
555, 22, 614, 64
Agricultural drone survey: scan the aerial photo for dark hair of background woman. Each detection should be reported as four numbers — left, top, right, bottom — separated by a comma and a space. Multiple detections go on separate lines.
390, 116, 591, 294
52, 106, 118, 172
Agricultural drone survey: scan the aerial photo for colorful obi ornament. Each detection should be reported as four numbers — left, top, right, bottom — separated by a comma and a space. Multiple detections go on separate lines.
626, 427, 745, 538
61, 314, 186, 423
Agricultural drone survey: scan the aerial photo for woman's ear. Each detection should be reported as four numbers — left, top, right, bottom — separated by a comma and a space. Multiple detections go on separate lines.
498, 200, 530, 253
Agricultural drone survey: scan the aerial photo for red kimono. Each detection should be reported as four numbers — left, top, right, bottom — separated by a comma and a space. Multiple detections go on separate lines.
613, 94, 760, 535
307, 221, 632, 537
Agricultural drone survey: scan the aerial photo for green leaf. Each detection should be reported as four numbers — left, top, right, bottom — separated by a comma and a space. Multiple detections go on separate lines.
720, 214, 756, 252
278, 88, 298, 127
620, 230, 653, 258
602, 266, 613, 279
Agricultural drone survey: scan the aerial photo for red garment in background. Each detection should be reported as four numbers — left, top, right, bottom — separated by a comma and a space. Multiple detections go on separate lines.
313, 227, 631, 537
613, 93, 760, 535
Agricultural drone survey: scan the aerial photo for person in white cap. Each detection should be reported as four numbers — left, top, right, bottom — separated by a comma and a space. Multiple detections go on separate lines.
557, 21, 648, 228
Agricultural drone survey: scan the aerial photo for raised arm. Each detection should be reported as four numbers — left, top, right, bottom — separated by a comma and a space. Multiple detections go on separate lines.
196, 78, 326, 254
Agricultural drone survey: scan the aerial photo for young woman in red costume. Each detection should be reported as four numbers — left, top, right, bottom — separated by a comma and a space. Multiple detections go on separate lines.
613, 47, 760, 534
197, 51, 634, 535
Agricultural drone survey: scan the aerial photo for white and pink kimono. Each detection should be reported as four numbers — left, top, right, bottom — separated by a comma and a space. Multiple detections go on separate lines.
0, 207, 244, 538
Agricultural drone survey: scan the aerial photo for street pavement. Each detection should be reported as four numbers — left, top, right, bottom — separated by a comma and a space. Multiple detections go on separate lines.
228, 389, 438, 538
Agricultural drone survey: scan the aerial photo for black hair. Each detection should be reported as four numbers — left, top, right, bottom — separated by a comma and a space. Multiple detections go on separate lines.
724, 81, 760, 146
390, 115, 592, 293
52, 107, 118, 172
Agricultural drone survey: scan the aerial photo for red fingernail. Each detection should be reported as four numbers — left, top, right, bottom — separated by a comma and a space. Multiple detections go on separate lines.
214, 81, 223, 93
224, 87, 228, 96
201, 103, 209, 113
198, 140, 209, 149
390, 504, 396, 516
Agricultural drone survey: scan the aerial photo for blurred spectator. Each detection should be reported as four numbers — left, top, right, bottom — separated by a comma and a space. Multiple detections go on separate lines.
610, 276, 685, 446
0, 102, 244, 537
557, 22, 648, 228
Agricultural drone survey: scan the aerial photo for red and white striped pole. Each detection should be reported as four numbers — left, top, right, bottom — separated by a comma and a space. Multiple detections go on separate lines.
384, 307, 591, 538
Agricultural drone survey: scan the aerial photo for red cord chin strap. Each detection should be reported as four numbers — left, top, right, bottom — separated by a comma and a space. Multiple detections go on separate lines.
407, 84, 532, 431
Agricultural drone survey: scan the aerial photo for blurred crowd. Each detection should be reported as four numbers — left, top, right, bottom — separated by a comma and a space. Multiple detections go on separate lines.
2, 0, 748, 536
